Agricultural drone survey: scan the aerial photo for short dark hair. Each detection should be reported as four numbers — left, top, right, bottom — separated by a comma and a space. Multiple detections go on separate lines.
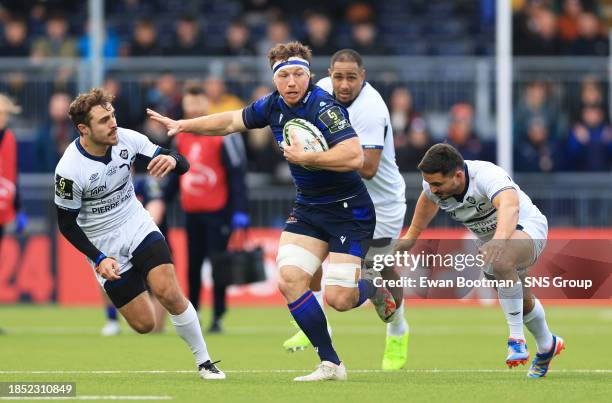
68, 88, 114, 134
330, 49, 363, 69
418, 143, 464, 176
184, 84, 205, 96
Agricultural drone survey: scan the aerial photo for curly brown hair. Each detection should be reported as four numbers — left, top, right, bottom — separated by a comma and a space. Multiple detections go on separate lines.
68, 88, 114, 134
267, 41, 312, 69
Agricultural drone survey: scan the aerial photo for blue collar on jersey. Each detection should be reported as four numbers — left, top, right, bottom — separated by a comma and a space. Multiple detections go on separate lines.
75, 138, 113, 164
452, 163, 470, 202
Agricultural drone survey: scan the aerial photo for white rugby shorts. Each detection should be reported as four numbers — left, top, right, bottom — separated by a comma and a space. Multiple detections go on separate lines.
87, 207, 161, 286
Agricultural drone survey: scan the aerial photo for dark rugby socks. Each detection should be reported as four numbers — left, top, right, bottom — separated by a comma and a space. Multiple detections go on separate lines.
288, 290, 340, 365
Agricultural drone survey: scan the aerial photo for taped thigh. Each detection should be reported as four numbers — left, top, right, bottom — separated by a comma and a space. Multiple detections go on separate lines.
276, 244, 322, 276
325, 263, 360, 288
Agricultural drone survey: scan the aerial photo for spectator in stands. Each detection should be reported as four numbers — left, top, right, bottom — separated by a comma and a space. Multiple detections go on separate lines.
124, 18, 163, 56
165, 15, 209, 56
222, 20, 255, 56
175, 85, 249, 333
389, 86, 419, 140
514, 80, 561, 142
514, 116, 560, 172
203, 76, 244, 114
31, 13, 77, 59
0, 16, 30, 56
33, 92, 77, 172
446, 102, 495, 162
565, 102, 612, 171
345, 2, 375, 24
517, 9, 561, 56
557, 0, 583, 42
351, 21, 389, 55
0, 94, 26, 246
395, 117, 434, 172
256, 18, 292, 56
78, 21, 120, 60
564, 12, 609, 55
569, 75, 607, 123
256, 19, 294, 80
144, 73, 181, 149
301, 11, 336, 55
103, 77, 145, 130
244, 85, 286, 177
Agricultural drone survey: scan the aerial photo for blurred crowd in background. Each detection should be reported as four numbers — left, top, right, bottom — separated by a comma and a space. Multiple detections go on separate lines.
1, 0, 611, 178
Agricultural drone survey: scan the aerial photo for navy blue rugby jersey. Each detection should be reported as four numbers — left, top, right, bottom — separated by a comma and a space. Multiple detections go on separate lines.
242, 83, 366, 204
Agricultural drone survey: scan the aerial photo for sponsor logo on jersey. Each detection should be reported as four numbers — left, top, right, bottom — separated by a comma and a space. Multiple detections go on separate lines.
89, 184, 107, 197
55, 174, 73, 200
318, 106, 351, 134
107, 166, 117, 176
120, 149, 128, 159
89, 173, 99, 181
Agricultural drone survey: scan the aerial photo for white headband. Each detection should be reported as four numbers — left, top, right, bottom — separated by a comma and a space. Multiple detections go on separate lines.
272, 57, 311, 77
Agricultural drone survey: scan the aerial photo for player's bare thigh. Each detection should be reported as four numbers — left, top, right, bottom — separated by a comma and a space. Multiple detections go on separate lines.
491, 230, 537, 277
117, 291, 156, 334
146, 263, 188, 315
277, 232, 328, 302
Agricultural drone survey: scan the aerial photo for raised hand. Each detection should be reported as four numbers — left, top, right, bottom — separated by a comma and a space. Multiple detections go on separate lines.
147, 108, 182, 136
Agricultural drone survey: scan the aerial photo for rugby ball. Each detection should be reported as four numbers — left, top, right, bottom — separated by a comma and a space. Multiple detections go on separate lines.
282, 118, 329, 153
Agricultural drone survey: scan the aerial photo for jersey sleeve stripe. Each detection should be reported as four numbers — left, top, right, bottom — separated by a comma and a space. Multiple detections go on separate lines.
490, 186, 516, 202
362, 145, 383, 149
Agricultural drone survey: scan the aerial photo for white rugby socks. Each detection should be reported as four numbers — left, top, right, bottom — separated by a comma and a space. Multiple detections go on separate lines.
387, 303, 408, 337
498, 281, 525, 340
524, 298, 553, 353
170, 302, 211, 366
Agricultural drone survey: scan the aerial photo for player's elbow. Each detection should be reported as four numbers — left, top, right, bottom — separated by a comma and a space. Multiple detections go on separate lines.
360, 164, 377, 180
346, 149, 364, 171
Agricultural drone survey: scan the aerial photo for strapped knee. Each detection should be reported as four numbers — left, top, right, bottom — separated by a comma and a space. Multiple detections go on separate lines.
276, 244, 322, 276
325, 263, 360, 288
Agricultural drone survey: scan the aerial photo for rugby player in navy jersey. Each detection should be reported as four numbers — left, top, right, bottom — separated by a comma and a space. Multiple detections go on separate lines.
148, 41, 397, 381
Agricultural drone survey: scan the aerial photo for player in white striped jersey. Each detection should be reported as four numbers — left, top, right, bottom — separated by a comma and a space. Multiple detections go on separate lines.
54, 88, 224, 380
396, 144, 564, 378
282, 49, 410, 370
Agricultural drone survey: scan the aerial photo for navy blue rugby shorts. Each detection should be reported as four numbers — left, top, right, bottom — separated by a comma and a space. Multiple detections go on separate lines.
284, 191, 375, 258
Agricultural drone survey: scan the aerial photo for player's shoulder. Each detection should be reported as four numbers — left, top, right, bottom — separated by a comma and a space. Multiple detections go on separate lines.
354, 82, 388, 114
55, 139, 80, 172
315, 77, 333, 94
117, 127, 145, 142
467, 160, 507, 178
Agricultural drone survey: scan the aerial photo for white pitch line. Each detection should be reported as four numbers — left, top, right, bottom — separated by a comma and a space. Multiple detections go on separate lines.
0, 369, 610, 374
0, 398, 171, 401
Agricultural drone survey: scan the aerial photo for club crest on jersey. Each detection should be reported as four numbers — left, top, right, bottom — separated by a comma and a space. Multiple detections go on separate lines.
89, 173, 99, 181
120, 149, 129, 159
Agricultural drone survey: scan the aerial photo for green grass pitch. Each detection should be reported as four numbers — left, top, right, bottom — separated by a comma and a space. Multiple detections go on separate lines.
1, 304, 611, 402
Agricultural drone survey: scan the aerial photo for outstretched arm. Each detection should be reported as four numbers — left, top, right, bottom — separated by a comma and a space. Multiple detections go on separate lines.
147, 108, 247, 137
395, 191, 439, 252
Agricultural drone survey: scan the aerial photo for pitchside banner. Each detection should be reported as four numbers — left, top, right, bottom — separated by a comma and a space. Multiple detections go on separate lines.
0, 228, 611, 304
